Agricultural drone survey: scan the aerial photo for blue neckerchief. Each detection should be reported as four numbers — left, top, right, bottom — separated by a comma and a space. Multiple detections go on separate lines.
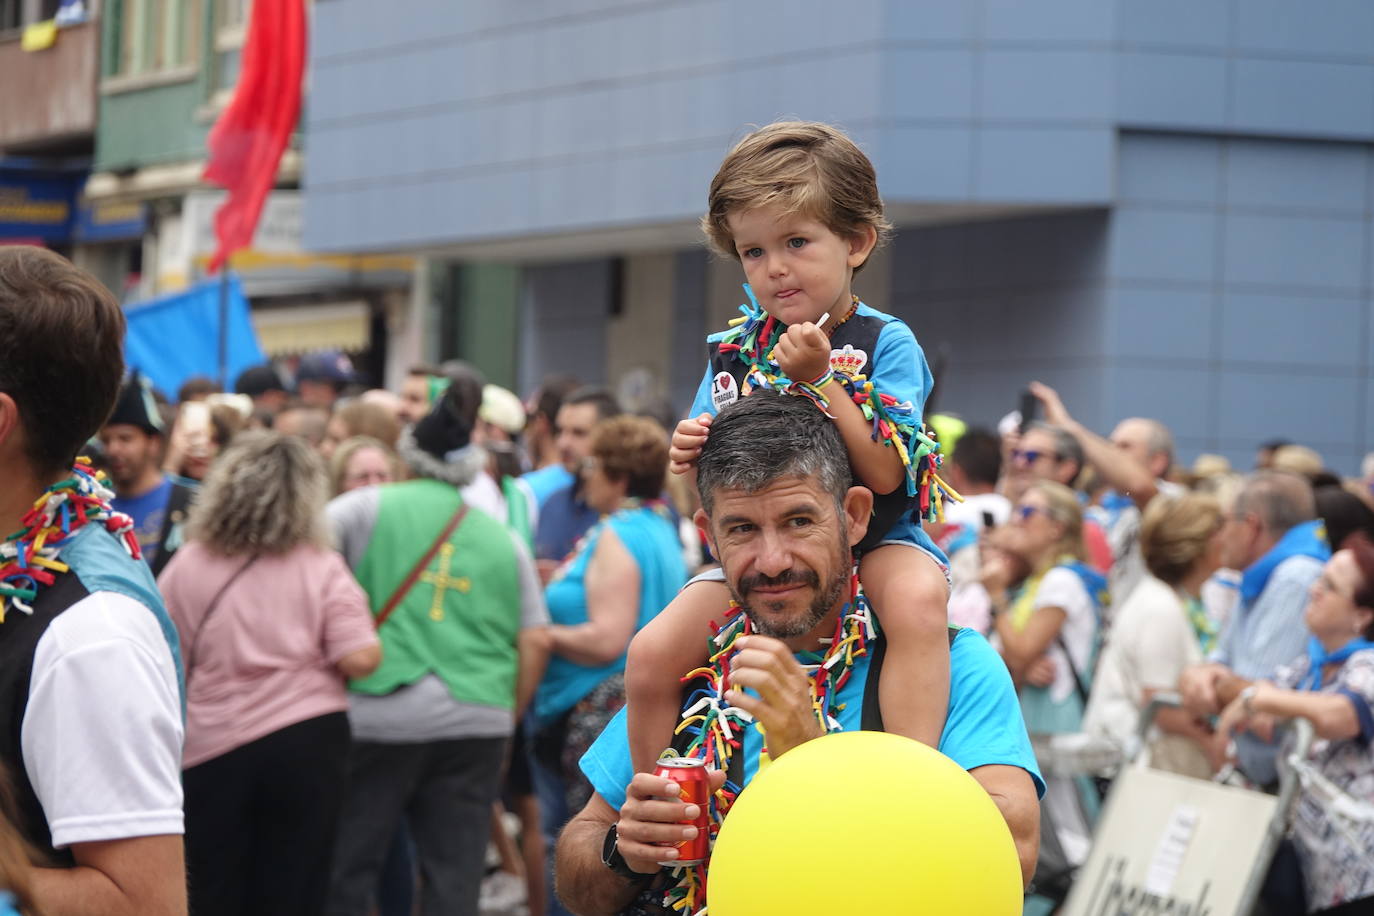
1239, 520, 1330, 606
1100, 490, 1136, 529
1300, 636, 1374, 691
1063, 561, 1110, 610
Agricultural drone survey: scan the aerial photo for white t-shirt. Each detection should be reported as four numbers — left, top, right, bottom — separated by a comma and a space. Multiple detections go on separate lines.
1082, 576, 1209, 778
1103, 480, 1186, 610
1035, 567, 1098, 705
23, 591, 184, 848
463, 472, 539, 536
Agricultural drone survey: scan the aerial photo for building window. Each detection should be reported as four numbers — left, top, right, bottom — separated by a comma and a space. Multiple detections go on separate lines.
1, 0, 65, 36
106, 0, 201, 78
0, 0, 21, 33
209, 0, 249, 101
216, 0, 249, 33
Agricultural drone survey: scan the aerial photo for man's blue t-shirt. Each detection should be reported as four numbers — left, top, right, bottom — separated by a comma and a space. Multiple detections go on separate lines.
533, 482, 601, 563
580, 628, 1045, 810
111, 475, 173, 567
521, 464, 575, 511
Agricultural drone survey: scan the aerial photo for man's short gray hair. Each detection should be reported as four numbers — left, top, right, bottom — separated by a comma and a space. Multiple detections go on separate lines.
1234, 470, 1316, 536
1136, 418, 1175, 467
696, 391, 852, 516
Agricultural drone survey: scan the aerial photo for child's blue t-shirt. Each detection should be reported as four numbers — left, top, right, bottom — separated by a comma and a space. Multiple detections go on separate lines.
579, 627, 1045, 808
689, 302, 931, 421
689, 302, 939, 551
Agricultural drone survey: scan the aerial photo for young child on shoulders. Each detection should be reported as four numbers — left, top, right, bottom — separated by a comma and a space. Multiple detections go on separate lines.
624, 121, 954, 772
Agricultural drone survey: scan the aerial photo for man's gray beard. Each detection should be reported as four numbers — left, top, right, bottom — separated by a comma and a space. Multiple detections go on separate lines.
726, 546, 851, 639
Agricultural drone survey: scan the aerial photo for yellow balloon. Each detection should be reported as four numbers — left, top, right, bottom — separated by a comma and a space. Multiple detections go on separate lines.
708, 731, 1022, 915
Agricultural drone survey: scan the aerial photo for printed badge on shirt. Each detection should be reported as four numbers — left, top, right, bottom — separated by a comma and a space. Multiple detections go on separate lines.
830, 344, 868, 379
712, 371, 739, 410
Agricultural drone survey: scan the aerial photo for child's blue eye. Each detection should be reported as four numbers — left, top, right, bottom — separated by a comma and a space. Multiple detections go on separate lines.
787, 237, 806, 249
743, 247, 763, 259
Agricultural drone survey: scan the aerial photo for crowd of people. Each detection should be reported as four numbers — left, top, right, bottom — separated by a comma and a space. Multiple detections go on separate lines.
84, 354, 709, 916
2, 117, 1374, 916
933, 386, 1374, 913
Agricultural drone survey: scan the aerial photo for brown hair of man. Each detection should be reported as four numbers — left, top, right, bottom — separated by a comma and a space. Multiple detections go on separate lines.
0, 247, 125, 475
702, 120, 892, 272
176, 375, 221, 403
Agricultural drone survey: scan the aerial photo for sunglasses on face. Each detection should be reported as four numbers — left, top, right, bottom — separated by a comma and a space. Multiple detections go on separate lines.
1011, 449, 1058, 466
1014, 504, 1047, 522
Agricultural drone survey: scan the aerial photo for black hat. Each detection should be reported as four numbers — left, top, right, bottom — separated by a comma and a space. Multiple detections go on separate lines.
106, 371, 164, 436
234, 364, 287, 398
412, 385, 474, 461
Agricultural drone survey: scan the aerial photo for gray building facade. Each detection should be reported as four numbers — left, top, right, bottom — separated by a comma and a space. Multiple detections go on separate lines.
303, 0, 1374, 472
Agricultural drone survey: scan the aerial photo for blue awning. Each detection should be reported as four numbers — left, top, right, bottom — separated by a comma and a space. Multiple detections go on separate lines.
123, 275, 266, 398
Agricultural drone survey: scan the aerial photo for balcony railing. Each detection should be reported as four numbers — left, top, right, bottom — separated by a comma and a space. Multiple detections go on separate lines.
0, 20, 98, 152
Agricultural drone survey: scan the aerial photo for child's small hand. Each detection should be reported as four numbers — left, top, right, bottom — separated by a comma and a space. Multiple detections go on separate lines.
669, 414, 712, 474
773, 322, 832, 383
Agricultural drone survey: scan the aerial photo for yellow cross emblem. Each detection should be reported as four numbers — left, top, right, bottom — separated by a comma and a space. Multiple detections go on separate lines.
419, 542, 470, 622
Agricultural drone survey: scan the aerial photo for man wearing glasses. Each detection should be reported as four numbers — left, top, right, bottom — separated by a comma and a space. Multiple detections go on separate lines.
1019, 383, 1186, 604
1178, 471, 1328, 788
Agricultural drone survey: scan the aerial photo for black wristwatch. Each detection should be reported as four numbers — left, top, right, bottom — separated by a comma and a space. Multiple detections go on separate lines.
601, 823, 652, 881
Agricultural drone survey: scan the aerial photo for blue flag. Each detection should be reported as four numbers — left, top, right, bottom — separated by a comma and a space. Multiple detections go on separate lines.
123, 275, 265, 399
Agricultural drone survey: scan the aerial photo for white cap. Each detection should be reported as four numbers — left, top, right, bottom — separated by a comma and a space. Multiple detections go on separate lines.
480, 384, 526, 435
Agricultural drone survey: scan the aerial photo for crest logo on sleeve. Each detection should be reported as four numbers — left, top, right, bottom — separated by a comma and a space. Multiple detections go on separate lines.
829, 344, 868, 379
711, 371, 740, 410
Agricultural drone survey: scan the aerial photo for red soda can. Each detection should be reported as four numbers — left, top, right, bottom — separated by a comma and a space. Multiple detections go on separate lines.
652, 756, 711, 865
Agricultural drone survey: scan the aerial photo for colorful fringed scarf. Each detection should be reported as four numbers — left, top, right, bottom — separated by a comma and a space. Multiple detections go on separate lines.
1182, 593, 1218, 656
716, 285, 960, 523
660, 573, 875, 914
0, 460, 140, 622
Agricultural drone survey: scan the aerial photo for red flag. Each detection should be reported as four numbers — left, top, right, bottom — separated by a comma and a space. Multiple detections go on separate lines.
202, 0, 306, 274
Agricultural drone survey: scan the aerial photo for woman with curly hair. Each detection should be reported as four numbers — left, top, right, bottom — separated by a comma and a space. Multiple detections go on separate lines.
157, 432, 381, 916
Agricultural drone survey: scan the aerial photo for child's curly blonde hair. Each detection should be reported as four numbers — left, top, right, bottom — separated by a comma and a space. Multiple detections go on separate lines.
702, 121, 892, 272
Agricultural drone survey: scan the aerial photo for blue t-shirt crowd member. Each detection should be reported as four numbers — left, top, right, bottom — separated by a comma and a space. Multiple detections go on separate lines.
530, 387, 620, 564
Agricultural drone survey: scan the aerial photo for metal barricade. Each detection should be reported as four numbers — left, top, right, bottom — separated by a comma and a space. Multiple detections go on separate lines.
1056, 694, 1312, 916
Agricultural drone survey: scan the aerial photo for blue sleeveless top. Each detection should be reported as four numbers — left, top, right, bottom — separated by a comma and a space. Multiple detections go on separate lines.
534, 506, 687, 725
